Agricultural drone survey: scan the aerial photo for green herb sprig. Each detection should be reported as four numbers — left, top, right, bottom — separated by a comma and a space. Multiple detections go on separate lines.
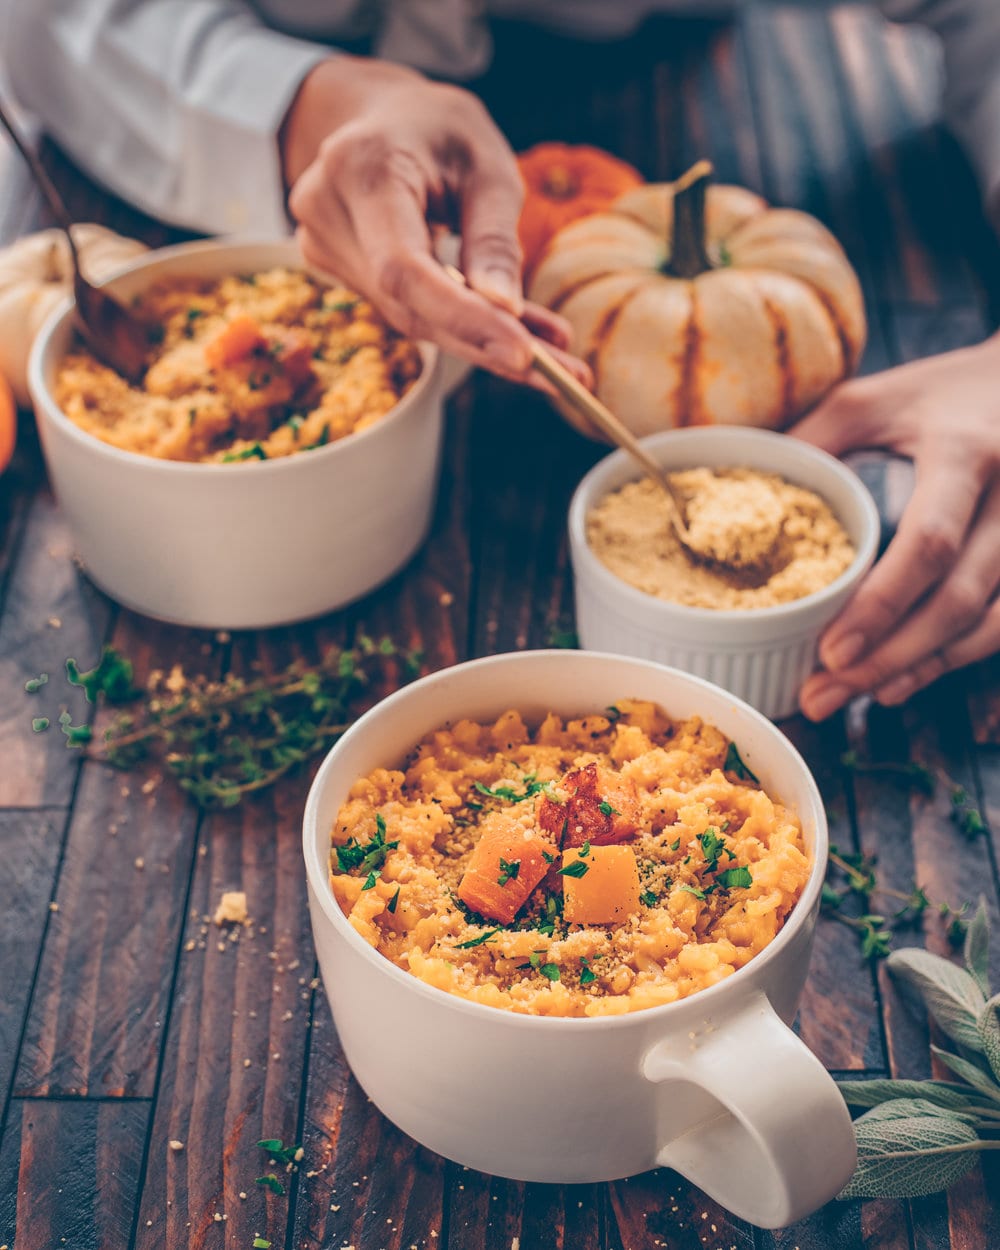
836, 899, 1000, 1200
823, 847, 971, 959
58, 639, 419, 809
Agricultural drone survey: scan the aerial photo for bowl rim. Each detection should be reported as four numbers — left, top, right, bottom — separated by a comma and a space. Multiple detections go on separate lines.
27, 234, 442, 478
568, 426, 881, 625
302, 648, 828, 1033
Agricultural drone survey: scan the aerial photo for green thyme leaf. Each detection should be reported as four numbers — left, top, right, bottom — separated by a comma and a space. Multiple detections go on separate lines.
24, 673, 48, 693
255, 1175, 286, 1196
254, 1239, 272, 1249
67, 647, 137, 704
58, 709, 92, 748
31, 717, 49, 733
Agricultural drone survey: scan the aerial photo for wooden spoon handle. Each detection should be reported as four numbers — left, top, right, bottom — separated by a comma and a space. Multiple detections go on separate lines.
0, 98, 80, 270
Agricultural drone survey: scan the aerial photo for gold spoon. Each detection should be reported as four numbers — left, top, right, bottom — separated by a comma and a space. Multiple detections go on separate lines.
0, 99, 150, 383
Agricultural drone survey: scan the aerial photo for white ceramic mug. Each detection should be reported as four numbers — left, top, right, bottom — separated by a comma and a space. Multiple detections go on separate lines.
303, 650, 856, 1228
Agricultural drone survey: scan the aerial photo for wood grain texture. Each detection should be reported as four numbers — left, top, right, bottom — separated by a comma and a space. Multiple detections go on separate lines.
0, 1097, 148, 1250
13, 613, 219, 1097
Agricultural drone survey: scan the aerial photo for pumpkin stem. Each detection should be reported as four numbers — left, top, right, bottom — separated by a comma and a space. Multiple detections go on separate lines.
666, 159, 714, 279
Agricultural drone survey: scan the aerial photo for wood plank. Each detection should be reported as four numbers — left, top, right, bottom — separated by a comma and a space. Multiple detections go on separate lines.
13, 612, 218, 1096
0, 488, 114, 808
782, 714, 884, 1071
609, 1168, 752, 1250
0, 811, 64, 1107
0, 1097, 148, 1249
132, 636, 320, 1248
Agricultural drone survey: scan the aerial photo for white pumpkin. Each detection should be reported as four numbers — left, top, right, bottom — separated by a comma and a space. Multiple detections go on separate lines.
0, 224, 147, 406
528, 162, 866, 437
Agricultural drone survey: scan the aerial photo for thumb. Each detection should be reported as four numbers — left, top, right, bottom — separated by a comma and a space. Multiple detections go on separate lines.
788, 377, 892, 458
461, 168, 525, 318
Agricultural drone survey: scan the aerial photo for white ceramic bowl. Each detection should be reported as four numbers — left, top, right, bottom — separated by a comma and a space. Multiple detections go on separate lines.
28, 238, 449, 629
569, 428, 880, 720
303, 650, 856, 1228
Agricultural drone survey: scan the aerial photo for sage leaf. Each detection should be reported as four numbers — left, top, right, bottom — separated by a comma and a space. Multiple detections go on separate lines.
964, 897, 991, 998
929, 1045, 1000, 1105
887, 947, 986, 1052
837, 1078, 996, 1112
979, 993, 1000, 1085
851, 1097, 980, 1126
838, 1115, 981, 1200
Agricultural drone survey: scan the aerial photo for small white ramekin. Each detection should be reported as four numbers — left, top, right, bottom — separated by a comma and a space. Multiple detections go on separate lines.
569, 427, 880, 720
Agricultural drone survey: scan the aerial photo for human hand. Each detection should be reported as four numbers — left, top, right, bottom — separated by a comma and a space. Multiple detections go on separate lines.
789, 335, 1000, 720
281, 56, 588, 386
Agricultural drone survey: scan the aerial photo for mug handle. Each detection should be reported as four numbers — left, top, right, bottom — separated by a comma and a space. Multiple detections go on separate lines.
642, 990, 857, 1228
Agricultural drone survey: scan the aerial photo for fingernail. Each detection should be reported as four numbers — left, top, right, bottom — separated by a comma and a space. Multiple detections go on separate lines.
474, 268, 523, 317
823, 630, 866, 671
802, 682, 852, 721
876, 675, 916, 706
487, 338, 532, 374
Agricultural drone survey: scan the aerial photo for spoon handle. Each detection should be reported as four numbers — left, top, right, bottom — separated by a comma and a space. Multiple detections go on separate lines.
0, 97, 81, 268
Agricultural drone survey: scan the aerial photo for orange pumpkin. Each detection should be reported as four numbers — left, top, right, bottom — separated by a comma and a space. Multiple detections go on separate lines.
517, 143, 643, 277
0, 369, 15, 475
528, 161, 866, 437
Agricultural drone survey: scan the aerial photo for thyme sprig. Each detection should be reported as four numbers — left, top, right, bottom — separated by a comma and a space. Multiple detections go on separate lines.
823, 847, 970, 959
66, 638, 419, 809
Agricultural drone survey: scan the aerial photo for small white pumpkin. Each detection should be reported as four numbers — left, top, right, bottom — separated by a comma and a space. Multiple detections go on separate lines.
0, 224, 147, 406
528, 162, 866, 437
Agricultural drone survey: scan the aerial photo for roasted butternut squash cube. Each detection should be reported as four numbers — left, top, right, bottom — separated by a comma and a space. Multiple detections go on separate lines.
562, 844, 641, 926
457, 811, 555, 925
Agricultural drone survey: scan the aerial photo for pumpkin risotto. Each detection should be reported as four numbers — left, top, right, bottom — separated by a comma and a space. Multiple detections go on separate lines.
329, 699, 810, 1017
54, 267, 421, 463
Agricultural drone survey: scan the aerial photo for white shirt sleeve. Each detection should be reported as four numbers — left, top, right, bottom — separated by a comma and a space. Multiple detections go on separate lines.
0, 0, 330, 235
879, 0, 1000, 225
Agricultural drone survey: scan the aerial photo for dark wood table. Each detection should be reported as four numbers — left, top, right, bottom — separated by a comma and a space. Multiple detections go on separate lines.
2, 8, 999, 1249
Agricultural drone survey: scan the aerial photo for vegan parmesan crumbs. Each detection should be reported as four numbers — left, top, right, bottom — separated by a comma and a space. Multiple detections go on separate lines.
330, 699, 809, 1017
587, 467, 855, 609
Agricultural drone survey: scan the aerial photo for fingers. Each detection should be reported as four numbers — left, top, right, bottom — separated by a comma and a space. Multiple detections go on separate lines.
800, 481, 1000, 720
522, 302, 573, 352
818, 455, 984, 671
460, 167, 525, 317
789, 377, 898, 458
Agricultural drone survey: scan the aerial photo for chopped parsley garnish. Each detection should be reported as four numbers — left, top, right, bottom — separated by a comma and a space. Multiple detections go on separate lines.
338, 345, 360, 365
304, 423, 330, 451
255, 1175, 285, 1196
455, 929, 499, 949
25, 673, 48, 693
31, 717, 49, 732
558, 859, 589, 878
640, 890, 659, 907
361, 870, 378, 891
598, 801, 619, 817
222, 442, 268, 462
536, 895, 561, 936
578, 841, 591, 857
287, 413, 304, 439
474, 773, 550, 803
188, 407, 197, 426
497, 857, 521, 887
334, 816, 398, 875
58, 709, 91, 748
680, 884, 707, 901
605, 705, 621, 723
538, 962, 560, 982
387, 887, 401, 914
698, 828, 726, 872
579, 957, 597, 986
328, 297, 359, 313
668, 837, 681, 852
717, 866, 753, 889
541, 850, 555, 864
724, 742, 760, 784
